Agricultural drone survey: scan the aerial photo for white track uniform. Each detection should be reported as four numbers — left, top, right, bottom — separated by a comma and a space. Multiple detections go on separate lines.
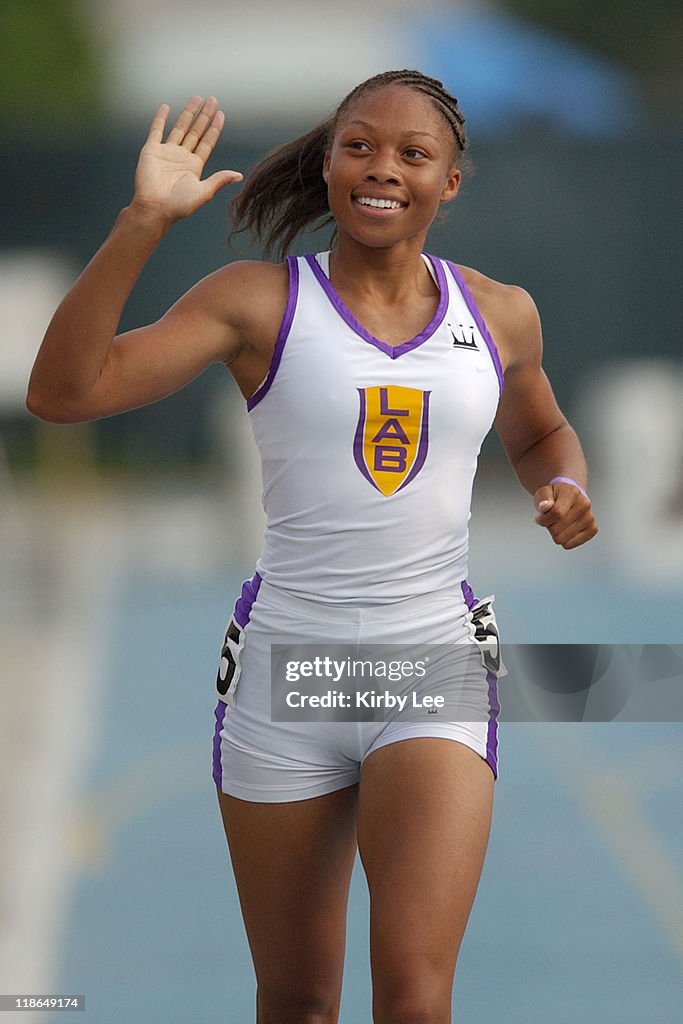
213, 252, 504, 801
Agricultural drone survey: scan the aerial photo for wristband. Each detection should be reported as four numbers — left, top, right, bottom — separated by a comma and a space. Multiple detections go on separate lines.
550, 476, 590, 501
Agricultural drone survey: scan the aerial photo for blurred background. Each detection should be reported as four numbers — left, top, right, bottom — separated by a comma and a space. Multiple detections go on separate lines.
1, 1, 682, 1021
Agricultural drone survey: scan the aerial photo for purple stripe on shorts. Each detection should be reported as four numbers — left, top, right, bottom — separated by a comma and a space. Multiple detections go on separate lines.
213, 571, 262, 789
461, 578, 476, 610
247, 255, 299, 411
461, 579, 499, 779
212, 700, 228, 787
304, 252, 448, 359
485, 671, 500, 780
233, 571, 263, 628
445, 261, 504, 396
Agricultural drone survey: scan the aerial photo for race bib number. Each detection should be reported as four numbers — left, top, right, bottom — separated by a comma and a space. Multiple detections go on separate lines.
216, 616, 246, 706
465, 596, 507, 677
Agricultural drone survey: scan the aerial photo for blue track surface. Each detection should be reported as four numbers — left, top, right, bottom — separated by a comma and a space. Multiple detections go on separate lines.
49, 567, 683, 1023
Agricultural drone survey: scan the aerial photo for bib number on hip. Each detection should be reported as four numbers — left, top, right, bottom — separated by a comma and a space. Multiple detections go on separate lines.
465, 596, 507, 677
216, 616, 246, 706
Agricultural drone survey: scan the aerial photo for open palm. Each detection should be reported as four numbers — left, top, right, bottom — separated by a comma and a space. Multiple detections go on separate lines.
133, 96, 242, 222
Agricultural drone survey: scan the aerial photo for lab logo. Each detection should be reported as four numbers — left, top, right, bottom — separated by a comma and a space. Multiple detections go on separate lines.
353, 386, 430, 496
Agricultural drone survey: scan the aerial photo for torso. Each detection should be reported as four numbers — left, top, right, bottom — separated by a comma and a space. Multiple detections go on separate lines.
234, 250, 503, 603
223, 255, 516, 401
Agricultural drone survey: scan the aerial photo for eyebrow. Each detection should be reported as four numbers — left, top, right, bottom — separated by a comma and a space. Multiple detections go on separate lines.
343, 120, 441, 142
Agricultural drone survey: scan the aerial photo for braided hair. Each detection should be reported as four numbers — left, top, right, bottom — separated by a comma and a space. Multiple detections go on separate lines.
230, 70, 467, 261
336, 70, 467, 154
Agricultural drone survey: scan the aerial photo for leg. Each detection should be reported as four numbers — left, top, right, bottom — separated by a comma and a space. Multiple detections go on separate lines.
217, 784, 359, 1024
357, 739, 494, 1024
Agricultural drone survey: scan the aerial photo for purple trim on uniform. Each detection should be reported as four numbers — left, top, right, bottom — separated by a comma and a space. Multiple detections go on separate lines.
485, 670, 500, 779
247, 256, 299, 411
445, 261, 505, 396
213, 572, 262, 787
550, 476, 590, 501
233, 571, 263, 628
461, 579, 499, 779
461, 578, 476, 610
397, 391, 431, 491
304, 252, 448, 359
353, 389, 379, 490
212, 700, 228, 787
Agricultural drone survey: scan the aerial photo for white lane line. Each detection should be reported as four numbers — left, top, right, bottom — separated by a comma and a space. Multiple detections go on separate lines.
525, 723, 683, 966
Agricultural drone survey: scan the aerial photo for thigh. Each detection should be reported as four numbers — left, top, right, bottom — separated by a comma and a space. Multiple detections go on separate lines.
357, 738, 494, 1016
217, 784, 359, 1020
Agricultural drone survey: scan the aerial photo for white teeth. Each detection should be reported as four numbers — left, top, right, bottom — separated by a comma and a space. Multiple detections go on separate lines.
357, 197, 402, 209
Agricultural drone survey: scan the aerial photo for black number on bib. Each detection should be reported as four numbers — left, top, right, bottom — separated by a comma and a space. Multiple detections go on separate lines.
216, 617, 245, 705
468, 597, 506, 676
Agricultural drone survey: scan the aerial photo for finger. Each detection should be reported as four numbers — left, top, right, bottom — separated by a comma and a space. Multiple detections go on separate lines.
560, 521, 599, 550
147, 103, 169, 144
180, 96, 218, 151
547, 504, 592, 537
550, 511, 598, 548
194, 108, 226, 164
535, 491, 590, 527
166, 95, 204, 145
200, 169, 244, 202
541, 497, 591, 536
535, 497, 562, 524
535, 501, 572, 527
533, 485, 555, 515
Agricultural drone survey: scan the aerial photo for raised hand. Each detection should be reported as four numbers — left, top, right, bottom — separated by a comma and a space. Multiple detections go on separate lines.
132, 96, 243, 224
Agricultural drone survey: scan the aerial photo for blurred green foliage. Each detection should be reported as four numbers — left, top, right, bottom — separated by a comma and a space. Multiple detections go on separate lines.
0, 0, 102, 135
498, 0, 682, 73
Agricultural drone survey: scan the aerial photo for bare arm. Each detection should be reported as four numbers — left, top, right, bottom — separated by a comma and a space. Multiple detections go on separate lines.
488, 283, 598, 549
26, 96, 244, 422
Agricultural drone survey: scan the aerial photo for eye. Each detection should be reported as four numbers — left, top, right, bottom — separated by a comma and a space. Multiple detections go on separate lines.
346, 140, 371, 152
404, 147, 428, 160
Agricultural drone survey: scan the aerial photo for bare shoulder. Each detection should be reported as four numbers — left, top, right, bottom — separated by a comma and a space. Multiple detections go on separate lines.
173, 259, 290, 345
207, 258, 290, 294
455, 264, 541, 372
155, 258, 291, 399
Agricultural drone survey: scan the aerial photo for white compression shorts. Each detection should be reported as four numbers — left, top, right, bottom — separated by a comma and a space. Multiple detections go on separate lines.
212, 575, 500, 802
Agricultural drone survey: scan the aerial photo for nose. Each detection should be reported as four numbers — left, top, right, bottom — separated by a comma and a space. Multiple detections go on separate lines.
364, 148, 401, 185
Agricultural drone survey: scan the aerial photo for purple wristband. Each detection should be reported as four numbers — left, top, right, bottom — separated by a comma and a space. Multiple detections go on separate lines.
550, 476, 590, 501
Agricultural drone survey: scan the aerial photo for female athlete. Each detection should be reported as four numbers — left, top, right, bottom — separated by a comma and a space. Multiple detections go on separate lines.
27, 70, 597, 1024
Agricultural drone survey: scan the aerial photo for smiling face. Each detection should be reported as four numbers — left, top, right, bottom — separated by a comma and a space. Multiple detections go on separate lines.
323, 84, 462, 252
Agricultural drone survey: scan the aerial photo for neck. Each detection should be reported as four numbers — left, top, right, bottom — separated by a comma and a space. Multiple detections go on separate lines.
329, 235, 434, 302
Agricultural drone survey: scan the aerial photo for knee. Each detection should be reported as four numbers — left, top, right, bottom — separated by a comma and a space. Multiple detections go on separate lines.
374, 1005, 447, 1024
257, 986, 339, 1024
373, 990, 450, 1024
260, 1015, 335, 1024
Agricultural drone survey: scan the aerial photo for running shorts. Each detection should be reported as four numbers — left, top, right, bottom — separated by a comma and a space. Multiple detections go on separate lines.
212, 575, 500, 802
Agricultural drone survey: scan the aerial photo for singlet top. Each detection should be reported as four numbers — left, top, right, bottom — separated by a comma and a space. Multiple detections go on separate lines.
246, 251, 504, 605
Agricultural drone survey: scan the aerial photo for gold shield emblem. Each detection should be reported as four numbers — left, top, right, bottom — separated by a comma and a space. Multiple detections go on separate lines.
353, 386, 431, 496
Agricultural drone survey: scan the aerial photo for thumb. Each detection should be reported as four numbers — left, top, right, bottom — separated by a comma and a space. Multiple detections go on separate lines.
202, 169, 244, 200
534, 484, 555, 518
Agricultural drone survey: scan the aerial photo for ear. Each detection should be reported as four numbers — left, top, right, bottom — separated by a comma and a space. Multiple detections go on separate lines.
322, 151, 331, 184
440, 167, 461, 204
